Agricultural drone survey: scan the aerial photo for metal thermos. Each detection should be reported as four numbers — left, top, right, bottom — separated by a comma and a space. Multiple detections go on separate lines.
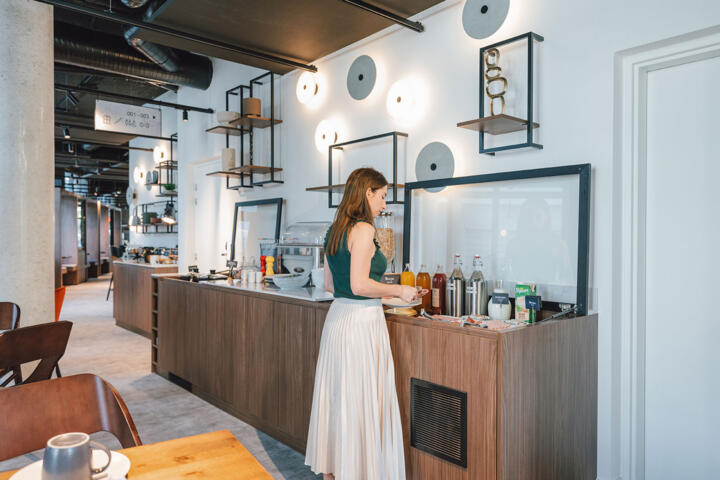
445, 254, 465, 316
465, 255, 488, 315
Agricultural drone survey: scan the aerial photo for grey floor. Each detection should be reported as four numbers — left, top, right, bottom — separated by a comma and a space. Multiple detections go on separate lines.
0, 275, 320, 479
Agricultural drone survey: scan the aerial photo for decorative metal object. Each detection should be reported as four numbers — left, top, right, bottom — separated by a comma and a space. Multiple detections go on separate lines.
483, 48, 507, 115
462, 0, 510, 39
347, 55, 377, 100
415, 142, 455, 193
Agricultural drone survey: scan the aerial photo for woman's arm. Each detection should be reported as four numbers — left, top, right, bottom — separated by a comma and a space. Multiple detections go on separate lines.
323, 255, 334, 293
348, 222, 416, 301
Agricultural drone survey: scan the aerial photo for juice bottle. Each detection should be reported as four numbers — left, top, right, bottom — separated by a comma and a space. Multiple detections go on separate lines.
431, 265, 446, 315
400, 263, 415, 287
416, 264, 431, 312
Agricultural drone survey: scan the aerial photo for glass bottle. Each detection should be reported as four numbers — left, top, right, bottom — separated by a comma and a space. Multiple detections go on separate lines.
416, 264, 431, 312
374, 210, 395, 272
465, 255, 488, 316
400, 263, 415, 287
431, 265, 446, 315
445, 254, 465, 317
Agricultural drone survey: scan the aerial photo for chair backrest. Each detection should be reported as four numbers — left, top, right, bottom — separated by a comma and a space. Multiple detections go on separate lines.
0, 374, 142, 461
0, 321, 72, 384
0, 302, 20, 331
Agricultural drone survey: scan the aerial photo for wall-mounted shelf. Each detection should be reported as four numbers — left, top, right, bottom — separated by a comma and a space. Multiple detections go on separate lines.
230, 116, 282, 129
307, 131, 407, 208
156, 191, 177, 198
206, 125, 246, 136
206, 170, 245, 179
457, 114, 540, 135
156, 134, 178, 198
230, 165, 282, 174
458, 32, 544, 155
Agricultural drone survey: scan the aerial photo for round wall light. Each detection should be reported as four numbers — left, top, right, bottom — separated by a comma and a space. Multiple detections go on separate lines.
133, 166, 145, 184
296, 72, 320, 105
386, 79, 417, 121
153, 146, 165, 164
314, 120, 339, 153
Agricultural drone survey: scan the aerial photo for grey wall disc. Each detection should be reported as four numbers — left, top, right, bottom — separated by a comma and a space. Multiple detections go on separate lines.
462, 0, 510, 39
347, 55, 376, 100
415, 142, 455, 193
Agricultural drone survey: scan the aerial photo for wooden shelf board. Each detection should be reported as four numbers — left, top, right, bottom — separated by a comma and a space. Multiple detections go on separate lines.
206, 125, 246, 136
156, 192, 178, 198
206, 170, 244, 178
230, 165, 283, 174
457, 114, 540, 135
307, 183, 404, 194
229, 116, 283, 129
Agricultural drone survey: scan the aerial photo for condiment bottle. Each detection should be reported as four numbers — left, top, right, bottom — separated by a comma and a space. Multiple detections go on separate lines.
431, 265, 446, 315
416, 264, 431, 312
446, 254, 465, 317
465, 255, 487, 316
400, 263, 415, 287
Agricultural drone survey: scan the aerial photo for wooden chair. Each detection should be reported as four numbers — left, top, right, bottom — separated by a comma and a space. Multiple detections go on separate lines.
0, 302, 21, 386
0, 374, 142, 461
0, 321, 72, 386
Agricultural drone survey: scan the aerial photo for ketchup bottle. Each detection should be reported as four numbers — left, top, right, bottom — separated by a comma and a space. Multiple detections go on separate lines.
431, 264, 446, 315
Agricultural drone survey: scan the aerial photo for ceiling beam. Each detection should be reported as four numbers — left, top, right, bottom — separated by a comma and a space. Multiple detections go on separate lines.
56, 122, 176, 142
55, 137, 153, 152
38, 0, 318, 73
55, 83, 213, 114
339, 0, 425, 32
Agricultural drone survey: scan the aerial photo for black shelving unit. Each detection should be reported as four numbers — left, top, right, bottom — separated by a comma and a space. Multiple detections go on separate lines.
457, 32, 544, 155
206, 71, 282, 189
135, 200, 177, 234
306, 131, 407, 208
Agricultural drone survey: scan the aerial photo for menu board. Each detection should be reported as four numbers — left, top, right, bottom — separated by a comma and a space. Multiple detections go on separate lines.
407, 173, 583, 305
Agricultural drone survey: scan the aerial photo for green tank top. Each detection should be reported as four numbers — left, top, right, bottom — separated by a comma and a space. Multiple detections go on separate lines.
323, 221, 387, 300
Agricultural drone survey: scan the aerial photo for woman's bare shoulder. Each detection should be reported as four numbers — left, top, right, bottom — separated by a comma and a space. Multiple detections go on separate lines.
348, 221, 375, 247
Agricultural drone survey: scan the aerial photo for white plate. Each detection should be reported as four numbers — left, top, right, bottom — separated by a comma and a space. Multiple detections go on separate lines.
382, 297, 421, 308
11, 450, 130, 480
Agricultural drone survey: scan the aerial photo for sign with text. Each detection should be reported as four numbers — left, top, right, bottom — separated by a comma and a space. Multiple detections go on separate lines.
94, 99, 162, 136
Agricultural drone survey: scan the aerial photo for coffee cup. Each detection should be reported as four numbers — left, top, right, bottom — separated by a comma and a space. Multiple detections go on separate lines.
42, 432, 111, 480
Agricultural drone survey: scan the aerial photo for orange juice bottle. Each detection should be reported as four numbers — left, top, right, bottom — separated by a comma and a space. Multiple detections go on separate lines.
416, 264, 431, 311
400, 263, 415, 287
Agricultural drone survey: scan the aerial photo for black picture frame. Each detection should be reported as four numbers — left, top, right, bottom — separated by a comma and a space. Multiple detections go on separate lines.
402, 164, 591, 315
230, 197, 283, 262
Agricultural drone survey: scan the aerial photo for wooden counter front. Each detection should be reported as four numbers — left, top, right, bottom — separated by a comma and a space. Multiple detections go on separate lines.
154, 277, 597, 479
113, 262, 178, 337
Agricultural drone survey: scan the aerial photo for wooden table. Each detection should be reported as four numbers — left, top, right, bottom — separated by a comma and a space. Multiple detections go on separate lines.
0, 430, 272, 480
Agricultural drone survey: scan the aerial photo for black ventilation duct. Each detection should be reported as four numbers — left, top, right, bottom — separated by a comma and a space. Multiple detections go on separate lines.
54, 25, 212, 90
125, 26, 180, 72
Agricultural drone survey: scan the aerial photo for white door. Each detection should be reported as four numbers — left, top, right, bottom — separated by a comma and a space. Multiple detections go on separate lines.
192, 161, 234, 272
644, 54, 720, 478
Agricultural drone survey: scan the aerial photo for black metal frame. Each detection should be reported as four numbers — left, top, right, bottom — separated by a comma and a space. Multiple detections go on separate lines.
326, 131, 407, 208
40, 0, 317, 73
55, 84, 213, 114
340, 0, 425, 32
478, 32, 544, 155
402, 163, 592, 315
136, 200, 177, 234
157, 133, 178, 197
223, 71, 282, 190
230, 197, 283, 262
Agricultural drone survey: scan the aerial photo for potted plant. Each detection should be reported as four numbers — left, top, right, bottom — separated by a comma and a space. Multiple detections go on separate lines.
163, 183, 176, 192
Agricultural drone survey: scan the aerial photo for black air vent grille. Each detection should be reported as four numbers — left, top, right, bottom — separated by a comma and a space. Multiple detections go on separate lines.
410, 378, 467, 467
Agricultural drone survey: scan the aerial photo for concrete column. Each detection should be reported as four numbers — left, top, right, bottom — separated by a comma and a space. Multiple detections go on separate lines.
0, 0, 55, 326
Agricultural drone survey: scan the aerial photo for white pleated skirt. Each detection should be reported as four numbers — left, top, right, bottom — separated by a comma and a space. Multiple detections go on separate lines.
305, 297, 406, 480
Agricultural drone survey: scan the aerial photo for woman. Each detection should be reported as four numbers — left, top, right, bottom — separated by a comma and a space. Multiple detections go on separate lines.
305, 167, 420, 480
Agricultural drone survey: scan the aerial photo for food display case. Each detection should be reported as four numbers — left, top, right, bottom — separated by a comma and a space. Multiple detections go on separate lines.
275, 222, 331, 276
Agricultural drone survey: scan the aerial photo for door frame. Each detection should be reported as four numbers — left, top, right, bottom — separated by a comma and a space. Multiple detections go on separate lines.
613, 25, 720, 480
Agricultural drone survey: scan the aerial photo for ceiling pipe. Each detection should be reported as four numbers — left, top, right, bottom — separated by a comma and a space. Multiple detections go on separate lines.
37, 0, 317, 73
54, 25, 213, 90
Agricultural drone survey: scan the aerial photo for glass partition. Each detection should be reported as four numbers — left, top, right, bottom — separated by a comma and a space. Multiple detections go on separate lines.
230, 198, 283, 264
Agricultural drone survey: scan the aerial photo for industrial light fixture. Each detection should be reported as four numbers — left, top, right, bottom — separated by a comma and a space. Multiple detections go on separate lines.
314, 119, 339, 153
162, 201, 176, 225
183, 110, 188, 122
63, 127, 71, 139
296, 72, 320, 105
129, 206, 141, 227
66, 143, 75, 154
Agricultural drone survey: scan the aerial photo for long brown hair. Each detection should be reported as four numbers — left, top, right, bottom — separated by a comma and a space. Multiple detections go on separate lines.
326, 167, 388, 256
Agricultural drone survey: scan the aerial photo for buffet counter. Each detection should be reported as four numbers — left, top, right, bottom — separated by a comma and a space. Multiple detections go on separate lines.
112, 260, 178, 337
152, 275, 597, 480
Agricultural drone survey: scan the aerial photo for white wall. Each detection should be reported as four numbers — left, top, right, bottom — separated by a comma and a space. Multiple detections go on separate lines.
163, 1, 720, 478
128, 91, 178, 249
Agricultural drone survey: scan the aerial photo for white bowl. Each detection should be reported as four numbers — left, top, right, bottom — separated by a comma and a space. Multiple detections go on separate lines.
217, 110, 240, 125
272, 273, 310, 290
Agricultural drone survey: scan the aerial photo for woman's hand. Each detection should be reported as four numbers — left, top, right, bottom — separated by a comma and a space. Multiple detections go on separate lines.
398, 285, 418, 304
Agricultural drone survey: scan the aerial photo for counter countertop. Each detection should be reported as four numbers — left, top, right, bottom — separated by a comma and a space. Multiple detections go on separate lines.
114, 260, 178, 269
200, 279, 334, 302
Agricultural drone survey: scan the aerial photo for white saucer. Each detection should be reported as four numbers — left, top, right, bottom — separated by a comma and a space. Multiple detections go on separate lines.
11, 450, 130, 480
382, 297, 421, 308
